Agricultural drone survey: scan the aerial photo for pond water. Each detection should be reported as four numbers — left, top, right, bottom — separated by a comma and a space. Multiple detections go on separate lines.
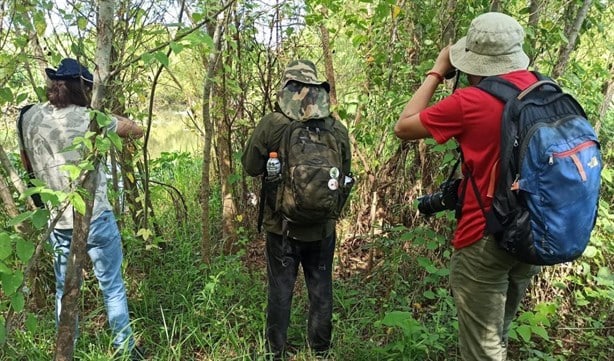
147, 116, 201, 158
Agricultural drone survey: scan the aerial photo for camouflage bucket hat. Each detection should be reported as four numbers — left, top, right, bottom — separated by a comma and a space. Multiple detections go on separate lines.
278, 60, 331, 121
281, 60, 330, 91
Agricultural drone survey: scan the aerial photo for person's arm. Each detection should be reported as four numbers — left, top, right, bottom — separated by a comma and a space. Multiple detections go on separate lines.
242, 118, 270, 177
394, 46, 454, 140
115, 115, 144, 139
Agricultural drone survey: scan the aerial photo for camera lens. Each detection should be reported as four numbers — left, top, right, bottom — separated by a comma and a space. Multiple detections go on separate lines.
418, 192, 446, 215
417, 178, 461, 216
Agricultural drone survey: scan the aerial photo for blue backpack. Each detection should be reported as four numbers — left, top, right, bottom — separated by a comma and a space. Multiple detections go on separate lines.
475, 73, 602, 265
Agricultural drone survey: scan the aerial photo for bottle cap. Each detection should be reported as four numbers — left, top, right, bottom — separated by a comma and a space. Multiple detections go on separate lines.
269, 151, 278, 158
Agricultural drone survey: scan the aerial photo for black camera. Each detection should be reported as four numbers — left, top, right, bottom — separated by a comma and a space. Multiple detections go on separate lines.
417, 178, 461, 216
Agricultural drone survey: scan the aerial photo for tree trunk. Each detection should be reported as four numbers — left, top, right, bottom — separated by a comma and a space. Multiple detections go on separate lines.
320, 17, 338, 108
200, 12, 224, 264
527, 0, 543, 65
552, 0, 592, 78
220, 53, 239, 254
54, 0, 115, 359
54, 175, 94, 361
442, 0, 458, 45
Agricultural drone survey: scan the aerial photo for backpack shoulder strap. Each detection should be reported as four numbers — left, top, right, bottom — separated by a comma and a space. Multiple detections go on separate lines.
475, 76, 521, 103
17, 104, 35, 147
479, 72, 563, 102
16, 104, 45, 209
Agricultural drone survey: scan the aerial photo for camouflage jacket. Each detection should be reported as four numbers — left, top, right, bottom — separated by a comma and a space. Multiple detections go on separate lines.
19, 102, 116, 229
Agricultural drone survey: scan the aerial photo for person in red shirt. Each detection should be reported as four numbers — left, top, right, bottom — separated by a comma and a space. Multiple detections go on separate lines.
395, 12, 541, 360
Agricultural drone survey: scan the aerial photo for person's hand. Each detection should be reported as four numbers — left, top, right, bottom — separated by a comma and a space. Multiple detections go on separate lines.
431, 46, 453, 76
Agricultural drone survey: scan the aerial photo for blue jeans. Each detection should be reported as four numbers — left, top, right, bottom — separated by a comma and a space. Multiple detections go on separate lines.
265, 232, 335, 355
50, 210, 134, 350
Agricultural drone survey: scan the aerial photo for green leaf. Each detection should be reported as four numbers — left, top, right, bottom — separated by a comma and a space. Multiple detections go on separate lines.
531, 325, 549, 340
31, 209, 50, 229
425, 239, 439, 250
436, 268, 450, 277
33, 11, 47, 35
153, 52, 169, 67
77, 16, 87, 30
0, 87, 13, 103
107, 131, 122, 150
30, 178, 46, 187
417, 257, 439, 273
508, 327, 518, 341
11, 292, 25, 312
423, 290, 435, 299
25, 313, 38, 333
596, 267, 613, 287
137, 228, 153, 241
582, 245, 597, 258
193, 12, 205, 22
442, 153, 455, 164
517, 311, 533, 323
8, 211, 32, 227
141, 53, 155, 64
0, 318, 5, 344
70, 193, 86, 215
381, 311, 412, 327
23, 186, 43, 198
1, 271, 24, 295
95, 137, 111, 153
16, 92, 28, 103
61, 164, 82, 180
0, 233, 12, 260
185, 31, 214, 49
170, 41, 184, 54
94, 111, 113, 127
16, 238, 35, 263
77, 159, 95, 171
40, 189, 62, 206
0, 261, 11, 274
516, 324, 532, 342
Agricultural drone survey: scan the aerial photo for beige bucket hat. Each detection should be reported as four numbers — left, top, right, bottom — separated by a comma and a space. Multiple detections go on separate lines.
450, 12, 529, 76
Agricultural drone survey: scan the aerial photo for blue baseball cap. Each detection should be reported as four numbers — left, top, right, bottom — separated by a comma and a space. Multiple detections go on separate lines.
45, 58, 94, 83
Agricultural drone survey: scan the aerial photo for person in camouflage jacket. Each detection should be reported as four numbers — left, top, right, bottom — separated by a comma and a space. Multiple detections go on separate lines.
242, 60, 351, 359
18, 58, 145, 360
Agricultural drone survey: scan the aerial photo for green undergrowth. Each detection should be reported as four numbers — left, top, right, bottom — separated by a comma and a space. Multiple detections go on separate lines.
1, 152, 612, 360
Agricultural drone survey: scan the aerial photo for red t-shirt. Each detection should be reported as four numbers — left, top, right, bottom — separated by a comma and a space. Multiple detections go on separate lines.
420, 70, 538, 249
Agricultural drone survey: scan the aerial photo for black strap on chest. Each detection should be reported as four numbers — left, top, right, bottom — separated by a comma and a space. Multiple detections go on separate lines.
17, 104, 44, 208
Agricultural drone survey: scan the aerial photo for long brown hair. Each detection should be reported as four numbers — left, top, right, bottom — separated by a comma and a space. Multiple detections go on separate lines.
46, 79, 92, 108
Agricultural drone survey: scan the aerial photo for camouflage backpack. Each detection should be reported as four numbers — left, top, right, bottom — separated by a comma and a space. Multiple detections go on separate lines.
276, 116, 348, 225
272, 60, 351, 225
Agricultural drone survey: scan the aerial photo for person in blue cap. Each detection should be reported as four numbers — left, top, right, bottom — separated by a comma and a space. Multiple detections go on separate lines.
18, 58, 146, 360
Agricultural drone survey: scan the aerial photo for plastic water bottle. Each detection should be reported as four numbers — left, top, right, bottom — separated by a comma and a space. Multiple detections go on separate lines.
266, 151, 281, 177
